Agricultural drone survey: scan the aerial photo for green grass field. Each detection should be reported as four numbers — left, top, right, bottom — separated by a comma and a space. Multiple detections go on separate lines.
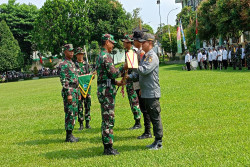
0, 65, 249, 167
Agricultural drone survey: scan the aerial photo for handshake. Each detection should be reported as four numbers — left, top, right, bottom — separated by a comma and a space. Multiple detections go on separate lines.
115, 62, 129, 87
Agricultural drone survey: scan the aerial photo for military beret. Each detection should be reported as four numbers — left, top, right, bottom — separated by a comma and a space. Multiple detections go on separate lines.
63, 44, 74, 51
75, 47, 85, 55
101, 34, 117, 44
121, 34, 134, 42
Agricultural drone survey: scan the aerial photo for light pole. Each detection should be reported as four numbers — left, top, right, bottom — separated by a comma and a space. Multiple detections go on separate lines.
157, 0, 163, 61
167, 7, 179, 57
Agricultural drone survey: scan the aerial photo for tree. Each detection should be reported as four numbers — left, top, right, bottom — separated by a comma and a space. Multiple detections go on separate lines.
197, 0, 218, 47
90, 41, 100, 63
216, 0, 250, 44
0, 0, 38, 65
32, 0, 90, 56
176, 6, 195, 29
0, 20, 23, 72
143, 24, 154, 34
87, 0, 132, 48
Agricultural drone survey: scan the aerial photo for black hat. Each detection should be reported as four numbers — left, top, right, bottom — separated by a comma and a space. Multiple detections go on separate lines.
132, 27, 148, 41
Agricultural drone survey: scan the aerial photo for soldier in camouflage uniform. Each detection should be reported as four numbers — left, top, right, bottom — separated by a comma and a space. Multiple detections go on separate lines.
244, 42, 250, 70
96, 34, 127, 155
74, 47, 92, 130
59, 44, 80, 142
122, 35, 142, 130
236, 45, 242, 70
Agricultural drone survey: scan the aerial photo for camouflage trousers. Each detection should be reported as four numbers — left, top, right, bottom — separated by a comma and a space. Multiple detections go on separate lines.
62, 89, 79, 131
97, 84, 116, 145
78, 93, 91, 122
126, 81, 141, 121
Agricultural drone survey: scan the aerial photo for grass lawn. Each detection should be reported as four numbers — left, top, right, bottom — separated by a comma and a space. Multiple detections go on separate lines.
0, 64, 249, 167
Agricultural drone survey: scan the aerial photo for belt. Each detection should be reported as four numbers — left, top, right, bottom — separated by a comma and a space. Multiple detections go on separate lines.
97, 79, 115, 85
69, 83, 78, 88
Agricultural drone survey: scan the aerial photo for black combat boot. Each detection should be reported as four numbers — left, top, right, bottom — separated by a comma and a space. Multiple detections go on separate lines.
79, 121, 84, 130
65, 130, 79, 142
137, 128, 152, 139
103, 144, 119, 155
146, 138, 163, 150
129, 119, 141, 130
85, 120, 91, 129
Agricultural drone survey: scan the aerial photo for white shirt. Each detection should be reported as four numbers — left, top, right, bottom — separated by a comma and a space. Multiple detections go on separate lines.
228, 51, 231, 60
222, 50, 228, 60
197, 52, 202, 62
212, 51, 217, 60
185, 54, 191, 63
209, 51, 213, 61
217, 50, 223, 61
241, 48, 245, 59
202, 54, 207, 61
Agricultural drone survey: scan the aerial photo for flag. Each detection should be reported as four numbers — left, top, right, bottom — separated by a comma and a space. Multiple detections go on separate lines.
177, 25, 182, 53
196, 12, 200, 50
78, 74, 94, 98
179, 19, 187, 50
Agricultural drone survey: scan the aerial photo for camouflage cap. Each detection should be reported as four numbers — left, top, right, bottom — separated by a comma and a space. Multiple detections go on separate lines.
139, 33, 155, 42
63, 44, 74, 51
121, 34, 134, 42
75, 47, 85, 55
101, 34, 117, 44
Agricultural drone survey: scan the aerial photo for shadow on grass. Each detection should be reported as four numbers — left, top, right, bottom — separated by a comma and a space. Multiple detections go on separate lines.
43, 145, 147, 159
37, 128, 64, 135
18, 138, 65, 145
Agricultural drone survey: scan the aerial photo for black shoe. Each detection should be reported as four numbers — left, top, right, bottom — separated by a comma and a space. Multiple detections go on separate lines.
129, 120, 141, 130
137, 133, 152, 139
146, 140, 163, 150
79, 121, 84, 130
65, 130, 79, 142
103, 144, 119, 155
85, 120, 91, 129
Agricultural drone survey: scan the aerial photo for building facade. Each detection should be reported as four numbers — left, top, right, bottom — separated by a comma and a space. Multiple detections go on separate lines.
175, 0, 203, 10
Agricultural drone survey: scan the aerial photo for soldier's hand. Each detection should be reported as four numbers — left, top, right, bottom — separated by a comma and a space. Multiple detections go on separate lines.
125, 74, 130, 80
78, 95, 81, 100
124, 63, 128, 70
67, 95, 73, 103
116, 80, 124, 87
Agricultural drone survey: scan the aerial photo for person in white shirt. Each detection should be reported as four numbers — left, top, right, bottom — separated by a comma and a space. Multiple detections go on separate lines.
202, 50, 207, 70
228, 47, 232, 66
241, 45, 245, 67
208, 49, 213, 70
185, 51, 191, 71
217, 47, 223, 70
222, 47, 228, 70
212, 48, 218, 70
197, 50, 202, 70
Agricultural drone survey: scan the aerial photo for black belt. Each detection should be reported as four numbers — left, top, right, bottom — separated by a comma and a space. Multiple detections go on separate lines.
97, 79, 115, 85
69, 83, 78, 88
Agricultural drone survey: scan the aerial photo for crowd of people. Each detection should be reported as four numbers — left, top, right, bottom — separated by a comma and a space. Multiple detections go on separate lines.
185, 42, 250, 71
0, 67, 60, 83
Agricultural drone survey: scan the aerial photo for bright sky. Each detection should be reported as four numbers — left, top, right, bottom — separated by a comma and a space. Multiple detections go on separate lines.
0, 0, 182, 32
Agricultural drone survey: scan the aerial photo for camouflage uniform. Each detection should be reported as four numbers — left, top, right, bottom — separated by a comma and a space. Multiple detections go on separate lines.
59, 45, 80, 131
236, 47, 242, 70
231, 47, 237, 70
122, 35, 141, 124
96, 34, 124, 146
245, 43, 250, 70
